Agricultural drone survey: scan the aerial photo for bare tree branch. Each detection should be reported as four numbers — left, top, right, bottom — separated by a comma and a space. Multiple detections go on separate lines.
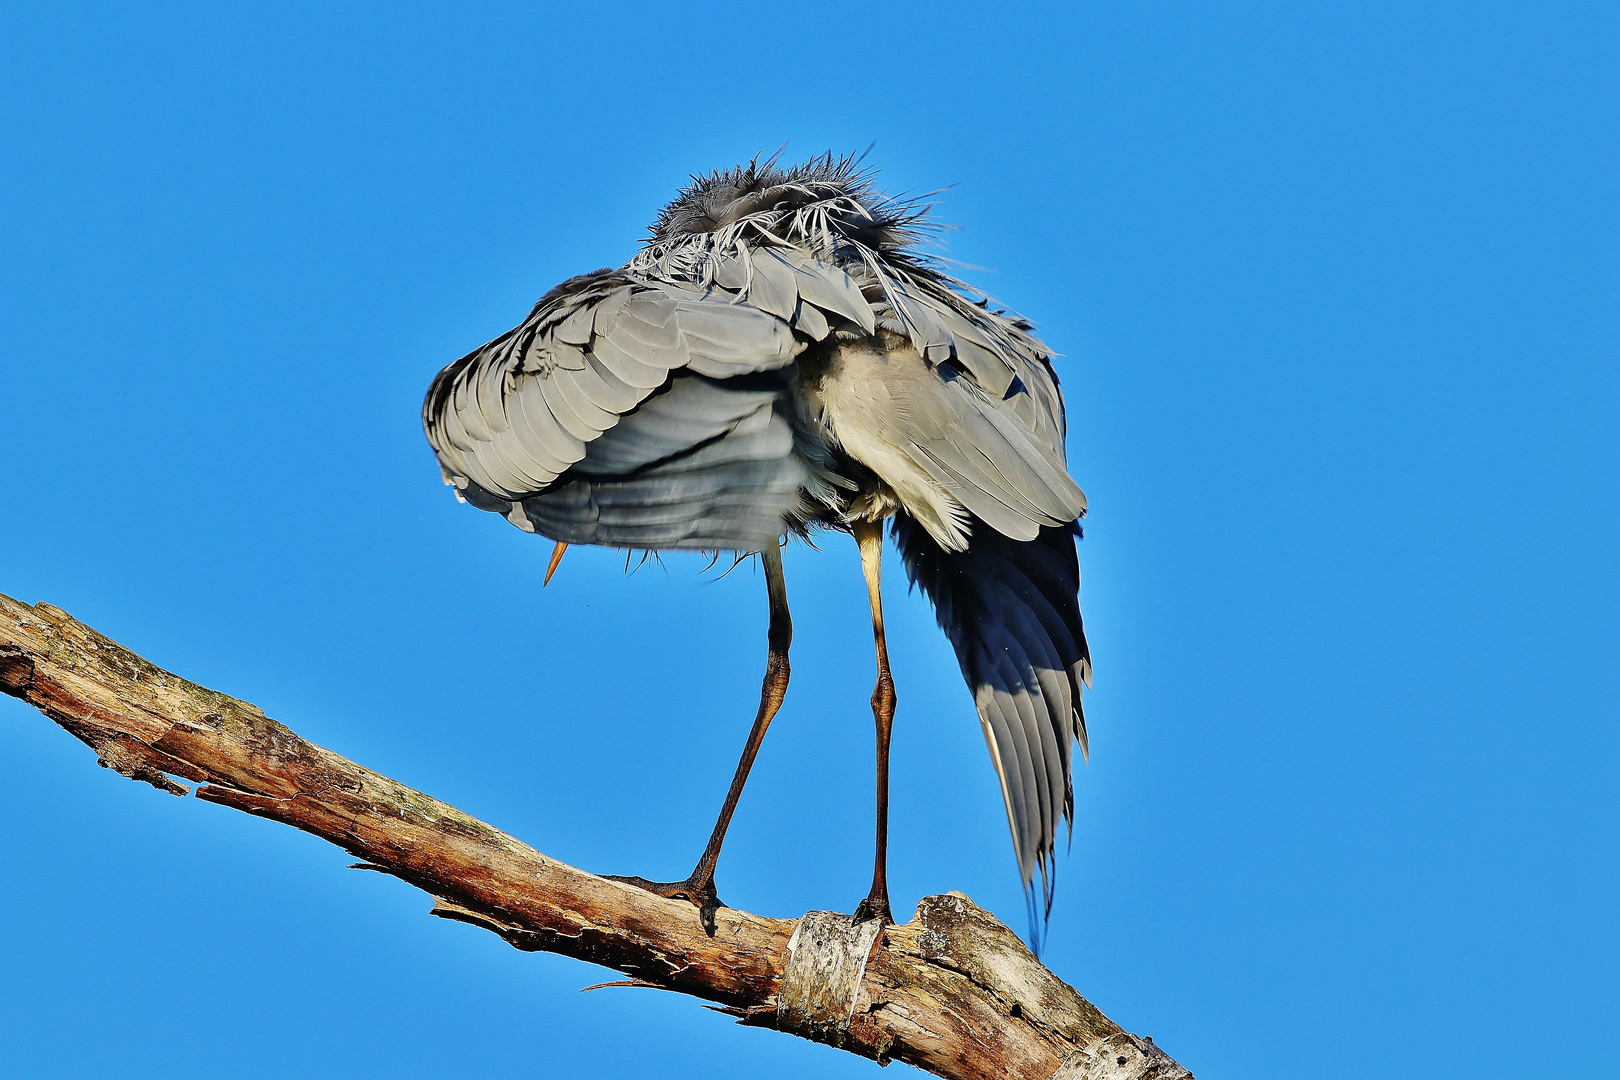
0, 591, 1193, 1080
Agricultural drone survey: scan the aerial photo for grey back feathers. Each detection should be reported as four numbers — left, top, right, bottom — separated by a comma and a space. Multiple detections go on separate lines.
424, 152, 1091, 933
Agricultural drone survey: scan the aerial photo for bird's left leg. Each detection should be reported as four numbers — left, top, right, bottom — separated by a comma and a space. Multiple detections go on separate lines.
605, 543, 791, 934
852, 519, 897, 926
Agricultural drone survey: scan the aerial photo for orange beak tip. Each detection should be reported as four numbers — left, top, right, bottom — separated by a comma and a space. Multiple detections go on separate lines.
544, 542, 569, 587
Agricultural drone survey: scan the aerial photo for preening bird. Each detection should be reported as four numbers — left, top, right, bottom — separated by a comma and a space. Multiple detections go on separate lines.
423, 153, 1091, 943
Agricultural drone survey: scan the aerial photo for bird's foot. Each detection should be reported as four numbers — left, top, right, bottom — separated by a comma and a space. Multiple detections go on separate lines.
852, 889, 893, 927
603, 872, 725, 936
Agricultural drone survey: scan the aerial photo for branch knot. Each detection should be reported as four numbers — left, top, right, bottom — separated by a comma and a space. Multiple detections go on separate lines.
1050, 1033, 1192, 1080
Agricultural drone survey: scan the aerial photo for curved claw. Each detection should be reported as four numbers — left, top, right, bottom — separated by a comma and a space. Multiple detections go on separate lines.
604, 873, 725, 936
852, 892, 893, 927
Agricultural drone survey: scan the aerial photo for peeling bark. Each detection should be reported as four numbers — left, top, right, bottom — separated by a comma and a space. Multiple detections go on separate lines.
0, 592, 1192, 1080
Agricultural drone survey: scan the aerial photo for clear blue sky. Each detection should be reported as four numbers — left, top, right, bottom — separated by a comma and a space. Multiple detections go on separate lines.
1, 3, 1614, 1078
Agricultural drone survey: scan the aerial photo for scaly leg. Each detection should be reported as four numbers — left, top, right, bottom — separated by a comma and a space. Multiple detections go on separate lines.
851, 519, 897, 926
607, 543, 792, 934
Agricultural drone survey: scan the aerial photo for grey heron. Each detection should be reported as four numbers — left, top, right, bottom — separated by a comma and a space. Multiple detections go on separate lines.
423, 153, 1091, 941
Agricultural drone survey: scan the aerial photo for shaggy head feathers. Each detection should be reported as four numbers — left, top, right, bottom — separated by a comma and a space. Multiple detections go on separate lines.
643, 151, 934, 261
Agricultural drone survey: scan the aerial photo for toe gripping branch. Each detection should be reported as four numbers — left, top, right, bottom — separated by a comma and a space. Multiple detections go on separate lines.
603, 873, 725, 936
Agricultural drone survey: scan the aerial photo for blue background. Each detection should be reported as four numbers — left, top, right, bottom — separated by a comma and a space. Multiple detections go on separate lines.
2, 3, 1614, 1077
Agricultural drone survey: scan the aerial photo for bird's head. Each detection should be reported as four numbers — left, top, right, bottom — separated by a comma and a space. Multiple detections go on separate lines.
644, 150, 931, 261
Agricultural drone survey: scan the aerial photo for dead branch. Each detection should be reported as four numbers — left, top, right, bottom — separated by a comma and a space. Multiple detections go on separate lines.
0, 591, 1192, 1080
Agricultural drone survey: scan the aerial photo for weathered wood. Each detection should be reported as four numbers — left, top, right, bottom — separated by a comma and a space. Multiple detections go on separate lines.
776, 910, 886, 1047
0, 591, 1193, 1080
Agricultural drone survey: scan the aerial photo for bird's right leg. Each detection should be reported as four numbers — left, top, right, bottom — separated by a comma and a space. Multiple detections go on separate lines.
606, 542, 791, 935
851, 519, 897, 927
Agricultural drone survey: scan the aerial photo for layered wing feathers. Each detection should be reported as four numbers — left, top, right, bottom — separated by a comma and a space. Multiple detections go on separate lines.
425, 257, 871, 550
